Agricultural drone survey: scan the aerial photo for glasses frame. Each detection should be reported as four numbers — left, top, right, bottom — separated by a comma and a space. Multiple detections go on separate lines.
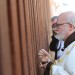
52, 23, 70, 30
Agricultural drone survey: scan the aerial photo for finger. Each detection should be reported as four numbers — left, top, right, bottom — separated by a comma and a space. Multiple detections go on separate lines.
42, 49, 48, 54
39, 49, 46, 52
39, 62, 48, 69
39, 50, 44, 54
38, 52, 43, 55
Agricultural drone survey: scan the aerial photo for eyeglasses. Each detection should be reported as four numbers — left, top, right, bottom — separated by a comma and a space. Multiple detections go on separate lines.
52, 23, 70, 30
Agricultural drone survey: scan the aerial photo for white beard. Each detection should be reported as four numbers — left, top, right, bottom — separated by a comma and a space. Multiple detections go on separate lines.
54, 31, 66, 41
54, 24, 69, 41
54, 34, 64, 41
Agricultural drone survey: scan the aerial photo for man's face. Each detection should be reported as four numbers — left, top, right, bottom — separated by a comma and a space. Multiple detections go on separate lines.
54, 25, 69, 41
53, 16, 69, 41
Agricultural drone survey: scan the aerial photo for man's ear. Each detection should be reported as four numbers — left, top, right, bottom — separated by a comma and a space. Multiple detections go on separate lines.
69, 24, 74, 31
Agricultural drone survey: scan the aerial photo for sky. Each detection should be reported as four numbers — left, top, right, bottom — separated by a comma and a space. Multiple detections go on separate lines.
52, 0, 75, 16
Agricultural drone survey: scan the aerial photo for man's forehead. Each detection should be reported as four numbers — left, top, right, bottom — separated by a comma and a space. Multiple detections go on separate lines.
57, 11, 75, 24
57, 15, 67, 24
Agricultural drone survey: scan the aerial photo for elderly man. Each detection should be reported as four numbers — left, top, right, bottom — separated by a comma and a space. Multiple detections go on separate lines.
38, 11, 75, 75
39, 16, 64, 74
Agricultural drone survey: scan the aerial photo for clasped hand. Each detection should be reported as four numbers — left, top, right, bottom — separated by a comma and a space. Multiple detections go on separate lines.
38, 49, 51, 69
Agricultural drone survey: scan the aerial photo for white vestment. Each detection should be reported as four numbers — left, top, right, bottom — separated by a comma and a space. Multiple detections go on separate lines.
51, 41, 75, 75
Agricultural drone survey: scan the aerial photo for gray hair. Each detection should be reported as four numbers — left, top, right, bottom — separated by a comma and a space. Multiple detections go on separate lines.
67, 16, 75, 27
63, 11, 75, 27
51, 16, 58, 21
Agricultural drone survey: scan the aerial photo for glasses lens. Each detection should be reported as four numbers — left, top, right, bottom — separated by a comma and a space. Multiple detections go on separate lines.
52, 23, 57, 28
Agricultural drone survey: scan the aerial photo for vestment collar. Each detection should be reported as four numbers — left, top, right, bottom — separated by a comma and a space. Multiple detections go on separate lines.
64, 31, 75, 48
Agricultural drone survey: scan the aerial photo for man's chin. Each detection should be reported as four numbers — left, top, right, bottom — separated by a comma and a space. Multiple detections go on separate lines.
54, 35, 63, 41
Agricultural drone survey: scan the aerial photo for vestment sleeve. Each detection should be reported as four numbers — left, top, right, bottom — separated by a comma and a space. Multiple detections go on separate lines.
64, 46, 75, 75
51, 46, 75, 75
51, 65, 69, 75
